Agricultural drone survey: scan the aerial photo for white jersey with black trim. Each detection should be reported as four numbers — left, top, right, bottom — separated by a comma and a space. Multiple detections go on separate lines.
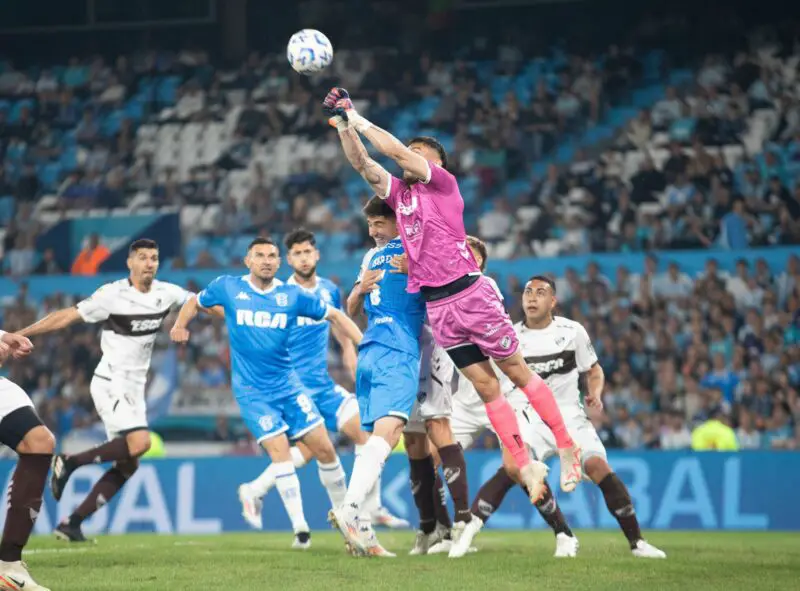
76, 279, 190, 376
500, 316, 598, 406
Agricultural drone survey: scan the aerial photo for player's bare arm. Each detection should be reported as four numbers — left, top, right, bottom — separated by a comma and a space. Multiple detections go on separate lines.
325, 308, 363, 347
337, 127, 392, 196
584, 363, 605, 409
346, 268, 382, 318
324, 87, 429, 185
331, 322, 358, 380
16, 307, 83, 338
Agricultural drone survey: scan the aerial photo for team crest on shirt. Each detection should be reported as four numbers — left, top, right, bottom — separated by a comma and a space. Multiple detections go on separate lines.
155, 298, 162, 307
258, 415, 274, 432
275, 293, 289, 307
320, 288, 332, 303
417, 390, 428, 403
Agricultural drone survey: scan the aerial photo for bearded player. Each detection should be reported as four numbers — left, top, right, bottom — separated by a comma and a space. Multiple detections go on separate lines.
323, 88, 581, 551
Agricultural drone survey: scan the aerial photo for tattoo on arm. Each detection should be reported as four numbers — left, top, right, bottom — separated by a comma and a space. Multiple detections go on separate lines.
340, 128, 389, 194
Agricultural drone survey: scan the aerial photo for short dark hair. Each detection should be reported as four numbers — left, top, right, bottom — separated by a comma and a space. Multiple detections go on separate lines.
129, 238, 158, 255
407, 136, 448, 170
362, 196, 395, 219
284, 228, 316, 250
247, 237, 277, 252
527, 275, 556, 294
466, 235, 487, 272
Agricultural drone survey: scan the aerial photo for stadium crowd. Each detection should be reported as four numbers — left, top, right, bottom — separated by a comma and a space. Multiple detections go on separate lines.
0, 10, 798, 453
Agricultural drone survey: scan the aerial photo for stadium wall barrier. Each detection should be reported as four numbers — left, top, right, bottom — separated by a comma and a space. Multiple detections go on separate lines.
2, 450, 797, 535
1, 246, 797, 301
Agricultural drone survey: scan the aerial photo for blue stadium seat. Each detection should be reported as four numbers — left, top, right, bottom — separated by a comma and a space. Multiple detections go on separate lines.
38, 162, 62, 192
185, 236, 211, 266
102, 109, 126, 137
0, 196, 16, 225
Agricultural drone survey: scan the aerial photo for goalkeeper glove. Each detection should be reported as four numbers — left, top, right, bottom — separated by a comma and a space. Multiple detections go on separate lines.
322, 87, 372, 133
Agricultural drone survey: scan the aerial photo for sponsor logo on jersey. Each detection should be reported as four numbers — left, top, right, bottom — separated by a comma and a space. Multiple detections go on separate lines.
404, 220, 422, 239
235, 292, 251, 301
236, 309, 288, 329
130, 318, 163, 333
396, 195, 418, 215
523, 351, 577, 380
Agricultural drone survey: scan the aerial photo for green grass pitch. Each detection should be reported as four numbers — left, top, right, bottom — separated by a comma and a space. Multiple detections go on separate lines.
24, 530, 800, 590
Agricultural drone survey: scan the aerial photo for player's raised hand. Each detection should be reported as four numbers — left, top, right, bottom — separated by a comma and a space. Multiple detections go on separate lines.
170, 326, 191, 344
1, 332, 33, 359
358, 269, 383, 295
389, 254, 408, 274
322, 87, 353, 116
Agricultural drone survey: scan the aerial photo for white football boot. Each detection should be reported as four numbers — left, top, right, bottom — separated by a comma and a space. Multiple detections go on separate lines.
0, 561, 50, 591
554, 532, 579, 558
237, 483, 263, 530
448, 516, 484, 558
632, 540, 666, 558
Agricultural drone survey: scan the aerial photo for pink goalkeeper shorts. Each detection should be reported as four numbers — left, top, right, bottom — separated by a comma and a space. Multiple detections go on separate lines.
425, 276, 519, 361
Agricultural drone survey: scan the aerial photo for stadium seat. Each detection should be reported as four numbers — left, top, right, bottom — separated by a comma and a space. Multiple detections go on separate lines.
0, 196, 15, 225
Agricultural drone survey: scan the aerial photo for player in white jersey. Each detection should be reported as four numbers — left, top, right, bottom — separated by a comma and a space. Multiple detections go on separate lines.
0, 332, 54, 590
452, 276, 666, 559
17, 239, 191, 543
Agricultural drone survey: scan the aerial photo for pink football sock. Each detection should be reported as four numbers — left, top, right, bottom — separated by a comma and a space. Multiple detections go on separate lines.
485, 397, 530, 469
521, 374, 574, 449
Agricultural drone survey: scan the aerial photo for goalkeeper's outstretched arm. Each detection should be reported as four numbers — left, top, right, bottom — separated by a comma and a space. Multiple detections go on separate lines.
325, 87, 429, 187
337, 126, 392, 197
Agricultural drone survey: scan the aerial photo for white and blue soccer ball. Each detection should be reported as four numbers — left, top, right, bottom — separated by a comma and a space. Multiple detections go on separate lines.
287, 29, 334, 75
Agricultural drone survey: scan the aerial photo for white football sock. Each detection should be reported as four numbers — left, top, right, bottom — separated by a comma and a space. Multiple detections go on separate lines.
317, 457, 348, 508
273, 462, 309, 534
344, 436, 391, 510
290, 447, 308, 468
248, 447, 308, 497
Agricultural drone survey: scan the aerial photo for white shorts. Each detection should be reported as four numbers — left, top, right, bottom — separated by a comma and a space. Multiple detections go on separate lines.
450, 399, 491, 449
405, 344, 455, 434
90, 371, 148, 440
0, 377, 35, 420
517, 399, 607, 468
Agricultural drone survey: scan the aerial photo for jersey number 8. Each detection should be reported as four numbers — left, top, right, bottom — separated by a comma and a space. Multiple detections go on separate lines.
369, 286, 381, 306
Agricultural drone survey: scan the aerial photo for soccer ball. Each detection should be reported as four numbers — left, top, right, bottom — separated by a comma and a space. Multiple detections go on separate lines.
287, 29, 334, 75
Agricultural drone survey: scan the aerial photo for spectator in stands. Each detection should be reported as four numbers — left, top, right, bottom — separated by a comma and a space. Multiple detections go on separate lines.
691, 409, 739, 451
71, 233, 110, 276
34, 248, 64, 275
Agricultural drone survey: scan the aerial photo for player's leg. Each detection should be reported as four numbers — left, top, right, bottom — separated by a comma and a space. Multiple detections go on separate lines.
237, 395, 311, 544
241, 444, 311, 511
404, 431, 440, 554
496, 448, 577, 557
299, 421, 347, 511
50, 375, 150, 502
56, 431, 148, 543
55, 376, 152, 542
495, 353, 582, 492
457, 359, 548, 504
330, 346, 415, 555
342, 410, 408, 529
585, 453, 665, 558
261, 433, 312, 549
0, 391, 54, 591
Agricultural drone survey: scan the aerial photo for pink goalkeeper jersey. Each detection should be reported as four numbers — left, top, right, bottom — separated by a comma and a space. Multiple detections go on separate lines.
384, 163, 480, 293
